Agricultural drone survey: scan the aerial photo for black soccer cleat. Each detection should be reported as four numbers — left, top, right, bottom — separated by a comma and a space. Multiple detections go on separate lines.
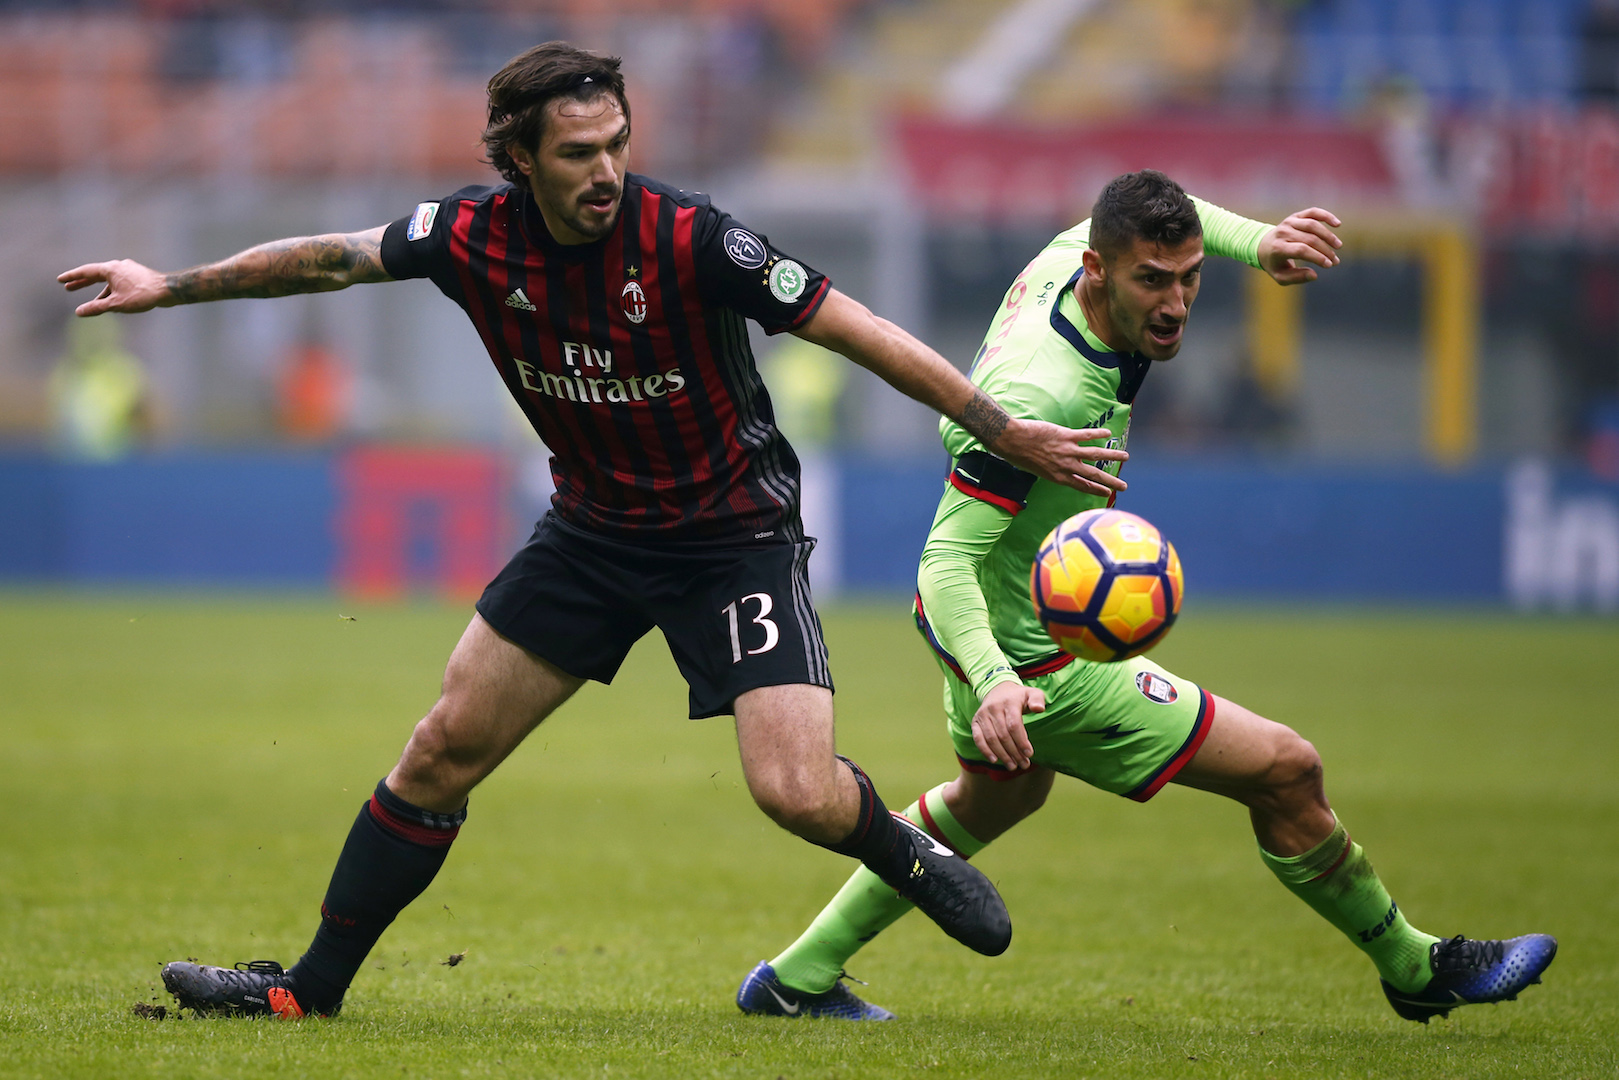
1381, 933, 1557, 1023
161, 960, 334, 1019
736, 961, 895, 1020
877, 815, 1012, 956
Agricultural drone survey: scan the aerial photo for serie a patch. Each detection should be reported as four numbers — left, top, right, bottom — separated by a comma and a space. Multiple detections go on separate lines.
407, 202, 439, 241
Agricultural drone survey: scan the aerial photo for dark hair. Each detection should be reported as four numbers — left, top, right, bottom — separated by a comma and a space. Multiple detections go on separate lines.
1088, 170, 1202, 261
481, 42, 631, 186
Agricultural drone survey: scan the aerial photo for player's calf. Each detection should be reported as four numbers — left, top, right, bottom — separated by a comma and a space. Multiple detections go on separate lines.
267, 778, 468, 1015
1182, 698, 1448, 998
942, 764, 1056, 843
389, 613, 581, 811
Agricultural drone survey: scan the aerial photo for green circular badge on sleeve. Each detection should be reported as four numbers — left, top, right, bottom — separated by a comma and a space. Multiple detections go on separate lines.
768, 260, 807, 303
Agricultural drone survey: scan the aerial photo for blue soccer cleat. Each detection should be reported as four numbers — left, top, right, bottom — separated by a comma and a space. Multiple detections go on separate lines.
1381, 934, 1557, 1023
736, 961, 894, 1020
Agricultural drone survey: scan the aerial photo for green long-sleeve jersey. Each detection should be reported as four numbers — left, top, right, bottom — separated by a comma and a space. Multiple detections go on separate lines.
915, 199, 1269, 701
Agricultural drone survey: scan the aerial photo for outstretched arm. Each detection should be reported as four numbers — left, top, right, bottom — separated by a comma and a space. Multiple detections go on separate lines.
795, 288, 1127, 497
918, 488, 1044, 771
58, 226, 392, 317
1192, 196, 1343, 286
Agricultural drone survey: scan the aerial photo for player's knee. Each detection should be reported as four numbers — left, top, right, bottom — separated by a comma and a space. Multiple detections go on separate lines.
397, 700, 481, 786
749, 767, 841, 838
1263, 728, 1325, 808
397, 711, 449, 778
1277, 730, 1323, 785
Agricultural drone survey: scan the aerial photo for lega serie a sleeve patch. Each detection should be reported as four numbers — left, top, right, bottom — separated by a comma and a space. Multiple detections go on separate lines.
949, 449, 1037, 515
381, 195, 453, 281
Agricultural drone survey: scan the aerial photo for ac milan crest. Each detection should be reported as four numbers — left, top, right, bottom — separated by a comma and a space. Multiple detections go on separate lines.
621, 280, 647, 324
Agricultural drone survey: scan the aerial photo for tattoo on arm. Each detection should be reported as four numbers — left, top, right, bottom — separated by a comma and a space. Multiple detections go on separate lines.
959, 389, 1011, 448
164, 228, 390, 304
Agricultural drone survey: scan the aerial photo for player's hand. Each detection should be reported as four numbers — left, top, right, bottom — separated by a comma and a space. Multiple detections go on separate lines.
58, 260, 171, 316
971, 681, 1046, 771
1257, 208, 1342, 286
993, 421, 1127, 498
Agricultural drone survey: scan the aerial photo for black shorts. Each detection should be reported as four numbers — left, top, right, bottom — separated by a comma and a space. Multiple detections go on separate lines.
475, 513, 832, 718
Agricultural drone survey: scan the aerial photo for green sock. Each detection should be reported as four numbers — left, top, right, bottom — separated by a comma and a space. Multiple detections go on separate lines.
1259, 817, 1439, 993
770, 783, 987, 994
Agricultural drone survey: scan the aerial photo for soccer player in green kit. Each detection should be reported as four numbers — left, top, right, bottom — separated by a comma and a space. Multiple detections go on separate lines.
736, 171, 1557, 1024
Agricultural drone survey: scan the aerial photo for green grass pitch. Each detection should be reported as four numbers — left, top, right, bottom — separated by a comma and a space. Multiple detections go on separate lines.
1, 593, 1615, 1079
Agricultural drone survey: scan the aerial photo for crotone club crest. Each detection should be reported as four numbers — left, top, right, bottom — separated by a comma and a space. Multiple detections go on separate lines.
621, 280, 647, 324
1134, 670, 1178, 704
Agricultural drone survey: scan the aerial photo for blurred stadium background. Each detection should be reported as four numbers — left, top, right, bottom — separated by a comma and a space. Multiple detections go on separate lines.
3, 0, 1619, 611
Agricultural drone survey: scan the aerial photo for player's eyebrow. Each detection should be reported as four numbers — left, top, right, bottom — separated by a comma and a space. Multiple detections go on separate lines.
553, 121, 630, 153
1136, 256, 1204, 276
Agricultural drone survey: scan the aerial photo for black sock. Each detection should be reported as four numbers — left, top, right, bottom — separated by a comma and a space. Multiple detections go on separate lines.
287, 779, 464, 1012
817, 756, 911, 886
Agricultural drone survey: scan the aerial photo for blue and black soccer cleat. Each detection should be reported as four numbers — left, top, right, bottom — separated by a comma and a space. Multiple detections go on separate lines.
736, 961, 894, 1020
1381, 934, 1557, 1023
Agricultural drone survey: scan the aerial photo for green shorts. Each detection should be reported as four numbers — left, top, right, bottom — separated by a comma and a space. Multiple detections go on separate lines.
938, 653, 1213, 802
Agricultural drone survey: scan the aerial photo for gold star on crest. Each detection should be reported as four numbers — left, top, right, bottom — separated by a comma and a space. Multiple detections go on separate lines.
626, 266, 639, 277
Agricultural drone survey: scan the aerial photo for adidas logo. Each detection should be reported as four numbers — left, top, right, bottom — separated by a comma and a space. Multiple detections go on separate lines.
505, 288, 537, 311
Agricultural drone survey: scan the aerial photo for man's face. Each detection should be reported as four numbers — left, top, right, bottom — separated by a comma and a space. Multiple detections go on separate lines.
512, 94, 630, 244
1098, 235, 1204, 362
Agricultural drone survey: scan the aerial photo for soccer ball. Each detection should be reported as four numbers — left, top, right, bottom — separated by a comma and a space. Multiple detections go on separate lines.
1030, 508, 1183, 662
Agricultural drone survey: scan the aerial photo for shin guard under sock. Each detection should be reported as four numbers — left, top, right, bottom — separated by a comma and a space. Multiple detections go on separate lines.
817, 756, 909, 882
774, 782, 989, 994
288, 780, 464, 1011
1259, 817, 1439, 993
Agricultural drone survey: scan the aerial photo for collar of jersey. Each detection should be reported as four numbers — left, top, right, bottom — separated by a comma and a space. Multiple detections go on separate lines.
1049, 267, 1141, 369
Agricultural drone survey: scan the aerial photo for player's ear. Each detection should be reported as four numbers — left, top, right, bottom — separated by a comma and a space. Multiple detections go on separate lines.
509, 144, 536, 178
1081, 246, 1106, 282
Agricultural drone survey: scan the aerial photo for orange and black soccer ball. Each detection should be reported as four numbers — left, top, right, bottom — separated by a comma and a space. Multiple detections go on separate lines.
1030, 509, 1184, 662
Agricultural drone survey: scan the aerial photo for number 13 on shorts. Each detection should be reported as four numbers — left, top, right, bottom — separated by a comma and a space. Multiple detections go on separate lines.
723, 592, 779, 663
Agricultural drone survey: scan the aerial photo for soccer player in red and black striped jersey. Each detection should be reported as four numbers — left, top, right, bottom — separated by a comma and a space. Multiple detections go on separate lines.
59, 42, 1127, 1020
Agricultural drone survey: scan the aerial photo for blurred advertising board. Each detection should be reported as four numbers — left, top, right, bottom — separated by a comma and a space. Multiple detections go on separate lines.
892, 109, 1619, 238
894, 116, 1398, 223
1460, 110, 1619, 236
6, 449, 1614, 612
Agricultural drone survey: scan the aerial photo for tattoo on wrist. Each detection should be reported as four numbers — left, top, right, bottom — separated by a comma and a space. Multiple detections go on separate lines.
165, 233, 386, 304
960, 390, 1010, 447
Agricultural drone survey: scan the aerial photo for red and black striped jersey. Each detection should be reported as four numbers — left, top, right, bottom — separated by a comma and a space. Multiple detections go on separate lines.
380, 174, 832, 544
